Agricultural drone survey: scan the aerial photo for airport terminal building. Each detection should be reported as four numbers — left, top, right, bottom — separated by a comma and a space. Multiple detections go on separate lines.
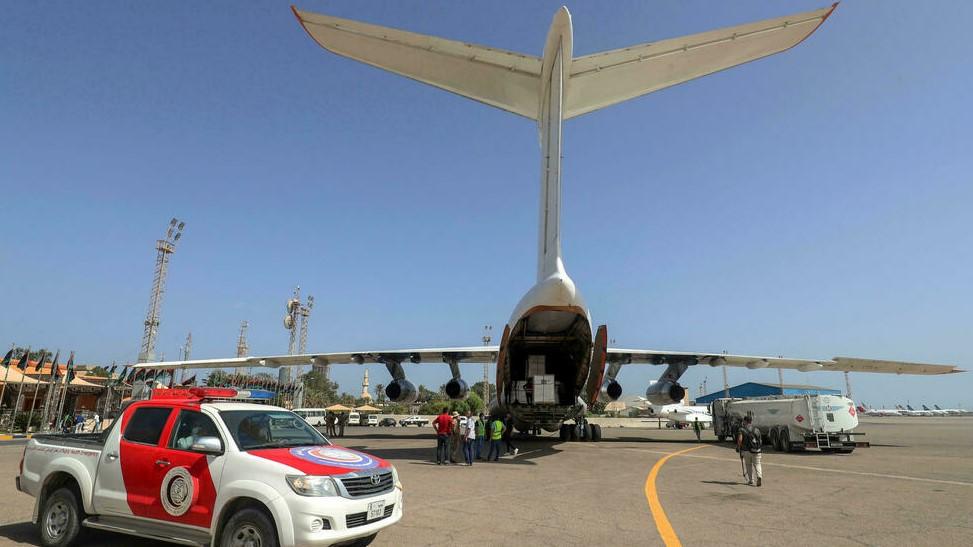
696, 382, 841, 404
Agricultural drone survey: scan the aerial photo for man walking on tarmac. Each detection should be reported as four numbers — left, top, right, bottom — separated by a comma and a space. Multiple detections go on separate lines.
736, 415, 763, 486
433, 407, 452, 465
692, 417, 702, 442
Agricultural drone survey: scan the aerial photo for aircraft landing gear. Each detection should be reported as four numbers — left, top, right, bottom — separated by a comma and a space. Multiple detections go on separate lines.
561, 418, 602, 442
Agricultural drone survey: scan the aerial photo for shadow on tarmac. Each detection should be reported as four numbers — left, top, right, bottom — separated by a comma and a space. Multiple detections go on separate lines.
344, 440, 563, 466
0, 521, 169, 546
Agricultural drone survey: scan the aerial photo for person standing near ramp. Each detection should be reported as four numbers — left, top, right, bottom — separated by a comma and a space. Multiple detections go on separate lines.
736, 415, 763, 486
692, 417, 702, 442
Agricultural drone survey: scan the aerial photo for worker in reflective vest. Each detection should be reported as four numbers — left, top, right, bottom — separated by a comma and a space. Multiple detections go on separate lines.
487, 416, 505, 462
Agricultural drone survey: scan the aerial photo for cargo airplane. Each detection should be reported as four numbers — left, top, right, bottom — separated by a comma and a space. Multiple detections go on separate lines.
138, 5, 963, 441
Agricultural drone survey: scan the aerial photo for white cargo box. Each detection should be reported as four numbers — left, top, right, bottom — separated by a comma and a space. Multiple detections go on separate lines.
533, 375, 556, 404
512, 381, 528, 404
527, 355, 546, 377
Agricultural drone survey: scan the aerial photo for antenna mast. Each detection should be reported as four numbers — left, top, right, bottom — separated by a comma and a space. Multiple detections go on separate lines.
138, 218, 185, 363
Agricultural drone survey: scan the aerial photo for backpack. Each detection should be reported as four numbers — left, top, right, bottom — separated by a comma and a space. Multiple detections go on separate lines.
742, 424, 762, 452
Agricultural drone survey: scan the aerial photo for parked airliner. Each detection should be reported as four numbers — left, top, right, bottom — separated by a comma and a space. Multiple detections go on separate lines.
137, 5, 962, 441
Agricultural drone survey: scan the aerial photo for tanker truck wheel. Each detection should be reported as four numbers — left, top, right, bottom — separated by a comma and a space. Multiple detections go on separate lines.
768, 428, 777, 451
779, 430, 791, 453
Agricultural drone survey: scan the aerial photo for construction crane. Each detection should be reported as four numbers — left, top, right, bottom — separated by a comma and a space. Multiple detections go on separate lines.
138, 218, 185, 363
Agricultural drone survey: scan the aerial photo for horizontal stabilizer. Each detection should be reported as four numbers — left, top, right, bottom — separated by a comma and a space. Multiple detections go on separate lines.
292, 7, 542, 119
564, 4, 838, 118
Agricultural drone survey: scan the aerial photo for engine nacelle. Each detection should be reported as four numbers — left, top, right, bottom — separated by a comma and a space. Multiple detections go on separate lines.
599, 380, 623, 402
645, 381, 686, 406
385, 379, 418, 404
444, 378, 469, 400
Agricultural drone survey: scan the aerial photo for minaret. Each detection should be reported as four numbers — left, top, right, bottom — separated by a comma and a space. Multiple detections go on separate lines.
360, 369, 372, 401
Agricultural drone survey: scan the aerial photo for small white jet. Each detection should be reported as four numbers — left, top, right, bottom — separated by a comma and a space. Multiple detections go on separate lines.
138, 5, 962, 441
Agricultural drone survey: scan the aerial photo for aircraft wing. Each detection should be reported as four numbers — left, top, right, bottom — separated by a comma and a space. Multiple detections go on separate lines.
133, 346, 501, 370
607, 348, 963, 375
292, 7, 542, 119
564, 3, 838, 118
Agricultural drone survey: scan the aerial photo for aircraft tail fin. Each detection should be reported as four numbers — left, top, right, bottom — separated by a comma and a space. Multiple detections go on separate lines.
563, 4, 837, 119
292, 7, 542, 119
935, 405, 943, 410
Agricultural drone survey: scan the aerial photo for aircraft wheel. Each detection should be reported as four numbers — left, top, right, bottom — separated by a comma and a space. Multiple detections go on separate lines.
581, 423, 593, 441
569, 425, 579, 442
590, 424, 602, 442
559, 424, 570, 442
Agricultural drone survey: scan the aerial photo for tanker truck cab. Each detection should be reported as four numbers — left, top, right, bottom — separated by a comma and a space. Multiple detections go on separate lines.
18, 387, 403, 547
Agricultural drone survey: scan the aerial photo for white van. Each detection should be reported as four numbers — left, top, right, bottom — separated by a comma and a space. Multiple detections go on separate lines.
348, 411, 361, 425
363, 414, 379, 426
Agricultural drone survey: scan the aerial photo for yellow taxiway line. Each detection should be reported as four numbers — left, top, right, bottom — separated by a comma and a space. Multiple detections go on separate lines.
644, 445, 707, 547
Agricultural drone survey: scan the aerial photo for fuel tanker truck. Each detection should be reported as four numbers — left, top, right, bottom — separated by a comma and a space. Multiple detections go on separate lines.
711, 394, 869, 454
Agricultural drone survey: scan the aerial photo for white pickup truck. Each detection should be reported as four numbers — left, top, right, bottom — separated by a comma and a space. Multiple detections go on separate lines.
17, 387, 403, 547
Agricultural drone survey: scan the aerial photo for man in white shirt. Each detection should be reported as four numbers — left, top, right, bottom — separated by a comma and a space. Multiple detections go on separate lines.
462, 410, 476, 466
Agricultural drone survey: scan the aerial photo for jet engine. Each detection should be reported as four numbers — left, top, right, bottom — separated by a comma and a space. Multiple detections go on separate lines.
645, 381, 685, 406
385, 379, 418, 404
444, 378, 469, 400
599, 379, 623, 402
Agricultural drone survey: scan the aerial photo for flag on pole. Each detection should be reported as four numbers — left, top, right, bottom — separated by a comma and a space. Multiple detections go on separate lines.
1, 348, 13, 367
33, 350, 49, 375
65, 352, 76, 383
50, 351, 61, 381
16, 347, 31, 370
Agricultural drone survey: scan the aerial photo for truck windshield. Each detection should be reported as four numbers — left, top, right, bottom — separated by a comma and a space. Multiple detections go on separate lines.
220, 410, 330, 451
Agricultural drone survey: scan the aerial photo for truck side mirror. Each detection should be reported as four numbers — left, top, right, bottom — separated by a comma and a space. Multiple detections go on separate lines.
190, 436, 223, 454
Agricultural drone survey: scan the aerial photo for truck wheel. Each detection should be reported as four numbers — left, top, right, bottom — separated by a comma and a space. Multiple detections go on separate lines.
590, 424, 602, 442
770, 428, 782, 451
39, 487, 84, 547
780, 432, 791, 453
222, 507, 279, 547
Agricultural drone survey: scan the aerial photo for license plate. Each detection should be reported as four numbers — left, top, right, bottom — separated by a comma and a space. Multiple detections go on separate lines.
366, 500, 385, 521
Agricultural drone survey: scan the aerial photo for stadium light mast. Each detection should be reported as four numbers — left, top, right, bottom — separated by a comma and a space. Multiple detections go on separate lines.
137, 218, 185, 363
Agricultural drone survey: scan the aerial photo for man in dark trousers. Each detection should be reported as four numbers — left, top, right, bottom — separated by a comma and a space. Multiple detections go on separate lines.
432, 407, 452, 465
692, 417, 702, 442
503, 412, 518, 456
736, 415, 763, 486
338, 412, 348, 438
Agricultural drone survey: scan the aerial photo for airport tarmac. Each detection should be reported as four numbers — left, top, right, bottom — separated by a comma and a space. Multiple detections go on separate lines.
0, 416, 969, 546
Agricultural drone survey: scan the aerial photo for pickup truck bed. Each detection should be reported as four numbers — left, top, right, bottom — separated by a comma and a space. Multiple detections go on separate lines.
30, 433, 106, 450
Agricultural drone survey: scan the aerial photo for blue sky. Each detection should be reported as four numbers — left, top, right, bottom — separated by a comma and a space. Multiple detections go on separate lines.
2, 1, 971, 408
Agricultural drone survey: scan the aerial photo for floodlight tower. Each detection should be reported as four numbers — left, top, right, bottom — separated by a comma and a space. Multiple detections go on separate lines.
280, 286, 301, 384
482, 325, 492, 404
138, 218, 185, 363
237, 321, 250, 358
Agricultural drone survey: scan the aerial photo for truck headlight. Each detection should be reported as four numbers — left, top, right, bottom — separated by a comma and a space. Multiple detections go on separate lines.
285, 475, 339, 497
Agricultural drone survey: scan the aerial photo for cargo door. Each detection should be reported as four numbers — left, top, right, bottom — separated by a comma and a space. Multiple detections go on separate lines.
582, 325, 608, 404
494, 325, 510, 404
